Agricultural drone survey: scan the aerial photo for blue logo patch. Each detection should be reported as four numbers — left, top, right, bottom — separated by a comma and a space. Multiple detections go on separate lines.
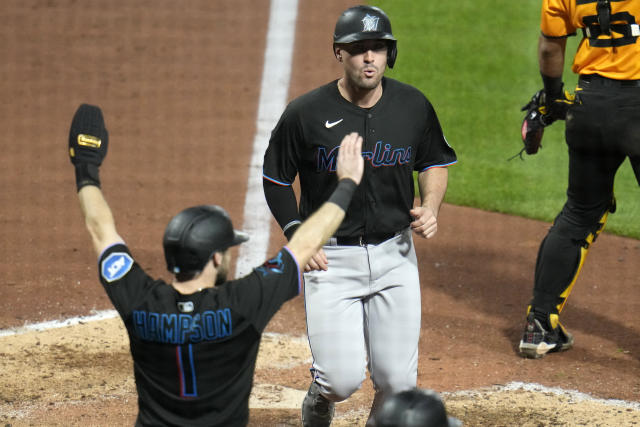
101, 252, 134, 283
256, 252, 285, 276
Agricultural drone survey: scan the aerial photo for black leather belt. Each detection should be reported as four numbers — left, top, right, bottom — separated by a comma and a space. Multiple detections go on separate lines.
579, 74, 640, 87
334, 232, 398, 246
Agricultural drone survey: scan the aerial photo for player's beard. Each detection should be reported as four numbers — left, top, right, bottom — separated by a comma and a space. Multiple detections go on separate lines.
215, 271, 227, 286
215, 251, 231, 286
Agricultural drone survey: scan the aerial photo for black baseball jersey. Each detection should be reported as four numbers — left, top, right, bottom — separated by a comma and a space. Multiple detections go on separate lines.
263, 77, 457, 237
98, 243, 302, 427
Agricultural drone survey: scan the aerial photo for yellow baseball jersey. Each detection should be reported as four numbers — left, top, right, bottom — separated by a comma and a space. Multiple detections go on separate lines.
541, 0, 640, 79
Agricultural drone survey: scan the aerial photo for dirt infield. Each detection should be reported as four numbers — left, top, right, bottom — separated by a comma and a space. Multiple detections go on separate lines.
1, 0, 639, 426
2, 315, 640, 426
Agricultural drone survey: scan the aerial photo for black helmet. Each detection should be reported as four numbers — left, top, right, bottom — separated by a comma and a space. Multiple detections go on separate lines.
375, 388, 462, 427
333, 5, 397, 68
163, 205, 249, 276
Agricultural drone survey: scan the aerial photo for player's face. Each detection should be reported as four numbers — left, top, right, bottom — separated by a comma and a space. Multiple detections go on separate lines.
337, 40, 388, 90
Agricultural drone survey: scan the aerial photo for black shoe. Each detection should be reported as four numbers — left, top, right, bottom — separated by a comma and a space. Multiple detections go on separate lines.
519, 311, 574, 359
302, 381, 335, 427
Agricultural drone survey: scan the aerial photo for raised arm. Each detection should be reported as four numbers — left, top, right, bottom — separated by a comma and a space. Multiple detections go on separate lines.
78, 185, 123, 256
69, 104, 123, 255
286, 132, 364, 265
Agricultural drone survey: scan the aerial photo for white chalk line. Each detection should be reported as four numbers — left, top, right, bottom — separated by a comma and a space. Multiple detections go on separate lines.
443, 381, 640, 411
234, 0, 298, 278
0, 309, 118, 337
2, 314, 639, 411
2, 313, 639, 411
0, 0, 297, 339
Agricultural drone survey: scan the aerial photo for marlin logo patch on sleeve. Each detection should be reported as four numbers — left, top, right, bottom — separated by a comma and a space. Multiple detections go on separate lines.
101, 252, 134, 283
256, 252, 285, 276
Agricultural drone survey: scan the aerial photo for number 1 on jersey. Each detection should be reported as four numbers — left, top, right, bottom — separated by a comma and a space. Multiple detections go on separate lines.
176, 344, 198, 397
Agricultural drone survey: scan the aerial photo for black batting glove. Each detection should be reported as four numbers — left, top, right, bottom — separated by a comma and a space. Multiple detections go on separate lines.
68, 104, 109, 190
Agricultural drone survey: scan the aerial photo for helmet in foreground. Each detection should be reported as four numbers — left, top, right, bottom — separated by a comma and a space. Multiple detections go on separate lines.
163, 205, 249, 276
375, 388, 462, 427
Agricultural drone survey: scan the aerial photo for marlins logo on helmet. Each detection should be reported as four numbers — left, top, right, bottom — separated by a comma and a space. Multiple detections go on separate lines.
362, 14, 379, 32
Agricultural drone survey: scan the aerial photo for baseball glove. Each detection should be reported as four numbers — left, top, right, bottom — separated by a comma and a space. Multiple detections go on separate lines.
514, 88, 576, 159
519, 89, 553, 156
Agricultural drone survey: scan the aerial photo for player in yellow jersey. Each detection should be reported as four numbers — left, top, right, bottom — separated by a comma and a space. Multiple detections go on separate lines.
519, 0, 640, 359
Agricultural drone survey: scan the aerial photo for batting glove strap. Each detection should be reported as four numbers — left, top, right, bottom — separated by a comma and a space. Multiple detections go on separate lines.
74, 163, 101, 191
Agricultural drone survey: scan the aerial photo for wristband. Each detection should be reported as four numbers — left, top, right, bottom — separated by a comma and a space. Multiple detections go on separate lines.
327, 178, 357, 211
75, 163, 101, 191
541, 73, 563, 98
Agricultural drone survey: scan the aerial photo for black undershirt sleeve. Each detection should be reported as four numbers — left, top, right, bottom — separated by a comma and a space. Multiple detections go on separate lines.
263, 179, 302, 240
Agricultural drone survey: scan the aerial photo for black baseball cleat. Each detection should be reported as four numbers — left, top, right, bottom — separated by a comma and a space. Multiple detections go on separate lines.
302, 381, 335, 427
519, 312, 574, 359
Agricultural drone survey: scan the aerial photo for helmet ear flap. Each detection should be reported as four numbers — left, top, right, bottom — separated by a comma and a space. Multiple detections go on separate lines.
387, 40, 397, 68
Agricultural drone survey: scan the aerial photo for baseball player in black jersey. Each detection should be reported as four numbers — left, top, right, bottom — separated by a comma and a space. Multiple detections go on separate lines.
518, 0, 640, 359
69, 103, 364, 426
262, 5, 457, 426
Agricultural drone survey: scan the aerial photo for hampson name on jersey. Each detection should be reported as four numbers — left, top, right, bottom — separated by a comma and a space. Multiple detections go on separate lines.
317, 141, 412, 172
132, 309, 232, 344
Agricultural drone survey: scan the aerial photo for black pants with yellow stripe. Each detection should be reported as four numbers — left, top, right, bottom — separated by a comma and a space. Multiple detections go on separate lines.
530, 75, 640, 316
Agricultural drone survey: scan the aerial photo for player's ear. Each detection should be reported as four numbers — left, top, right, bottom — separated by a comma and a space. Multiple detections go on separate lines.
334, 45, 342, 62
212, 252, 223, 267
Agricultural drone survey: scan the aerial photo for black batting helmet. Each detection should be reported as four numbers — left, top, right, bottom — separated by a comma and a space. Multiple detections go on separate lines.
163, 205, 249, 276
333, 5, 397, 68
375, 388, 462, 427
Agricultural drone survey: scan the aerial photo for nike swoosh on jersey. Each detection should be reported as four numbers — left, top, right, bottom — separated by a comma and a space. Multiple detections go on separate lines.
325, 119, 343, 128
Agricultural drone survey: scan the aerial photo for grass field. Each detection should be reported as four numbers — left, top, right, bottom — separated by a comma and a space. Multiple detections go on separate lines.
373, 0, 640, 239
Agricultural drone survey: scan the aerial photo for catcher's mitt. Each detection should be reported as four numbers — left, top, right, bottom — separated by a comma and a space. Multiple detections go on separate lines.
514, 88, 576, 159
519, 89, 553, 156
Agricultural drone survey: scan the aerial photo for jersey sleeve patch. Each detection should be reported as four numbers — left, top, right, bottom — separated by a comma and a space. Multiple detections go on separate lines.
101, 252, 134, 283
255, 252, 285, 276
